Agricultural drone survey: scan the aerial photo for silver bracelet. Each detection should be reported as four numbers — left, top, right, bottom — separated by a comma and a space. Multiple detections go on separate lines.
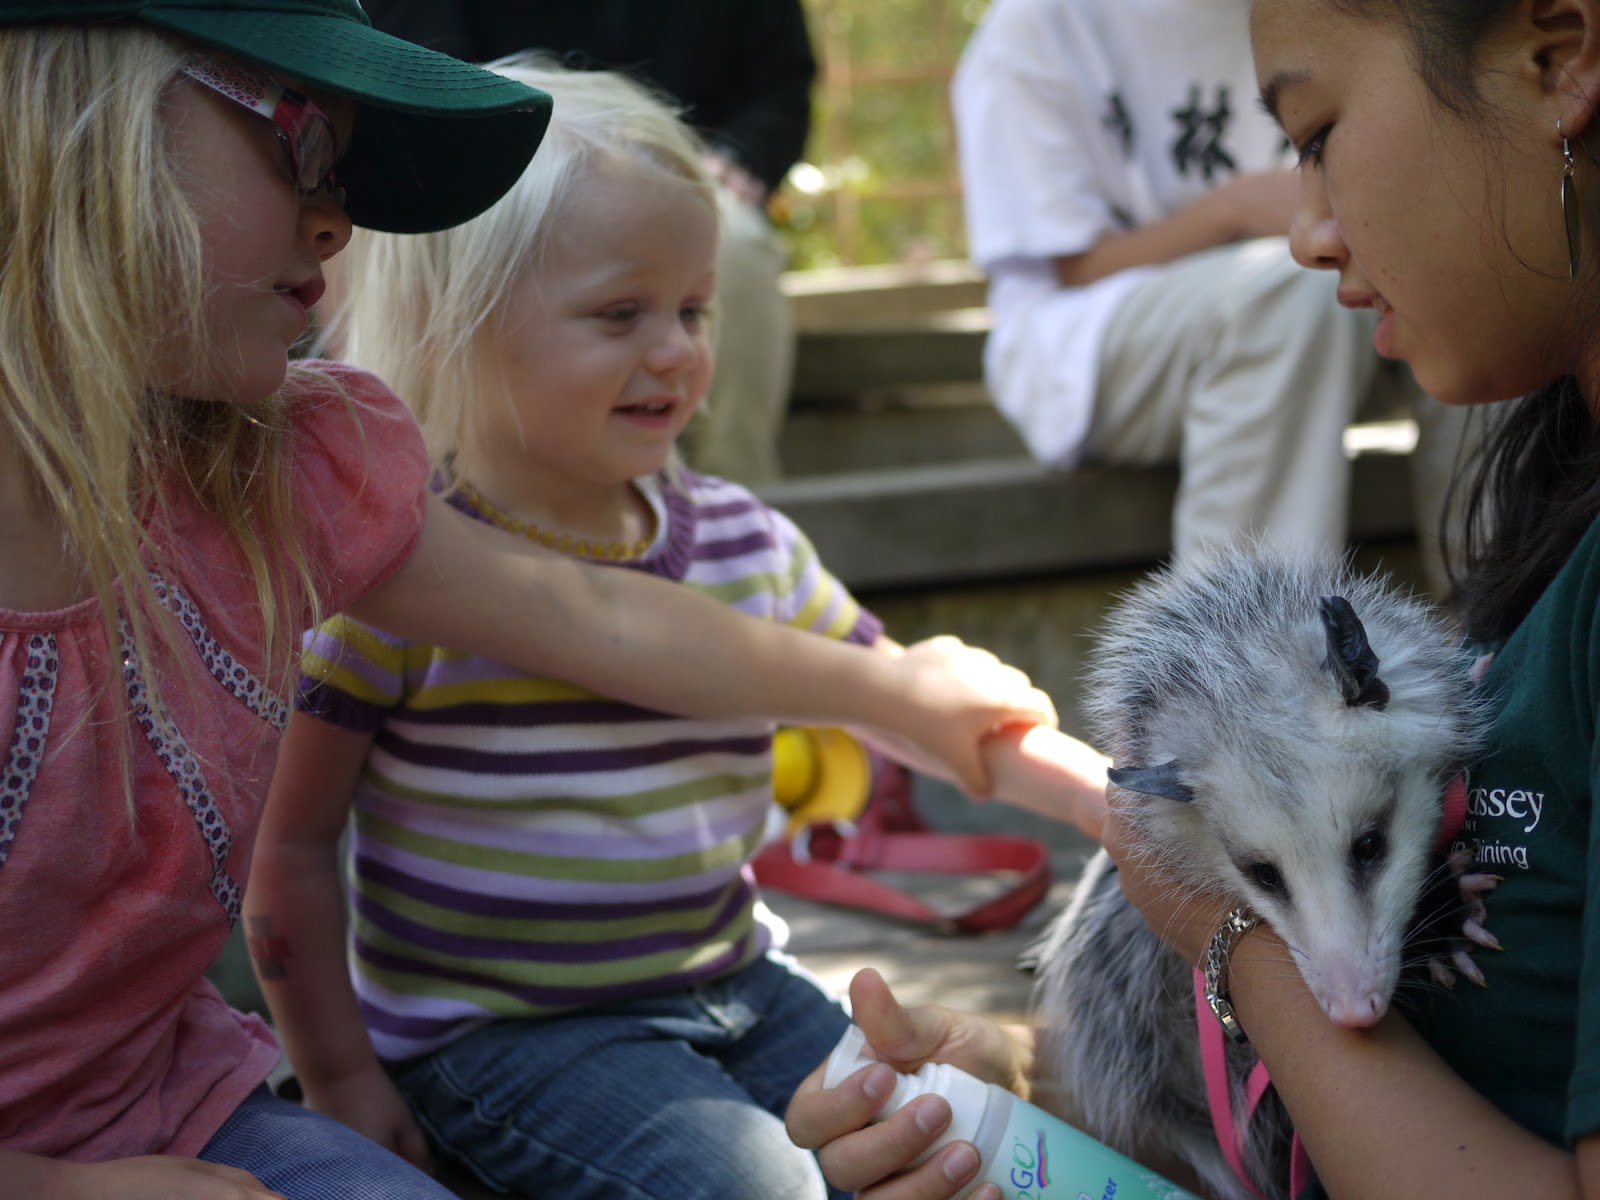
1202, 906, 1262, 1045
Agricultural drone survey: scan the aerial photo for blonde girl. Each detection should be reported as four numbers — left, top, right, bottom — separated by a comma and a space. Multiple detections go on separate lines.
253, 58, 1103, 1200
0, 5, 1066, 1198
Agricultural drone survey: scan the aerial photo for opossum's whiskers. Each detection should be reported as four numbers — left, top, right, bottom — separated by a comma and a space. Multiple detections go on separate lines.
1239, 924, 1317, 987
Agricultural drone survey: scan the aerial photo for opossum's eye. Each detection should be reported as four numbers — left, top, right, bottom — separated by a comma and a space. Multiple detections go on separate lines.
1351, 831, 1386, 869
1246, 861, 1285, 895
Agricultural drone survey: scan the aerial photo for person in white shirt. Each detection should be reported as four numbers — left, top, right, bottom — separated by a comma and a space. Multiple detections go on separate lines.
952, 0, 1467, 569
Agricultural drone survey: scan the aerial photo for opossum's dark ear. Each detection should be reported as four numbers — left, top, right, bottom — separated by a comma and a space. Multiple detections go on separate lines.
1318, 595, 1390, 710
1108, 761, 1194, 803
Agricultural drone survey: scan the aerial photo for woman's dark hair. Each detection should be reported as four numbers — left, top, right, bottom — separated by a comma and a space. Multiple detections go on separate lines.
1334, 0, 1600, 641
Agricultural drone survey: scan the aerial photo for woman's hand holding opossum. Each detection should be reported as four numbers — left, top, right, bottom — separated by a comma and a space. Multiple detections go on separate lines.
1102, 804, 1237, 966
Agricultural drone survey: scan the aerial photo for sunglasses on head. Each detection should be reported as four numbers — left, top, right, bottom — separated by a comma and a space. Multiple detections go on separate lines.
181, 59, 346, 208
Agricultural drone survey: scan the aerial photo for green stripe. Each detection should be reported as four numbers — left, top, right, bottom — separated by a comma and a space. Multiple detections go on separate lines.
357, 812, 763, 882
356, 878, 740, 943
355, 918, 756, 989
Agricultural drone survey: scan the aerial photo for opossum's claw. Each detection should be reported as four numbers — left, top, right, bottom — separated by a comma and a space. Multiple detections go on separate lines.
1446, 845, 1476, 875
1462, 918, 1503, 952
1452, 947, 1488, 988
1429, 958, 1457, 990
1457, 872, 1501, 897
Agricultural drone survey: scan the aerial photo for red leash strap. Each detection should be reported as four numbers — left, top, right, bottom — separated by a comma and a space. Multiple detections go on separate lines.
752, 824, 1051, 932
751, 766, 1052, 933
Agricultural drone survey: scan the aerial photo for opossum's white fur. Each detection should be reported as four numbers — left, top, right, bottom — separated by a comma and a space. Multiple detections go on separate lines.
1031, 548, 1488, 1200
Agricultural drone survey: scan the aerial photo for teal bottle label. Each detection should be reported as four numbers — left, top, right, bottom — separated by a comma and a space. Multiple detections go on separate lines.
993, 1118, 1200, 1200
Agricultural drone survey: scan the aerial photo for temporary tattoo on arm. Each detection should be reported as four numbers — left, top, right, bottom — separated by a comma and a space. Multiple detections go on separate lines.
247, 914, 293, 981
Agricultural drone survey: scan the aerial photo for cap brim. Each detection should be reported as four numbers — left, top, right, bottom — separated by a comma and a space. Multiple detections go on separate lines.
142, 10, 550, 233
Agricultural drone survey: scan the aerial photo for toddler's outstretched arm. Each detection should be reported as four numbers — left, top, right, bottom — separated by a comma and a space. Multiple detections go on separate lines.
349, 496, 1056, 797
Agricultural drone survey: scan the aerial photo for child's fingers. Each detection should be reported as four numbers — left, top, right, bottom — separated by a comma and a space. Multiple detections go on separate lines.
860, 1140, 995, 1200
949, 747, 994, 801
849, 968, 939, 1066
786, 1059, 895, 1150
849, 968, 1034, 1098
820, 1093, 960, 1195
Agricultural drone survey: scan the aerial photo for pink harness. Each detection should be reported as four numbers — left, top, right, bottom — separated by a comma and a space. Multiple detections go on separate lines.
1191, 774, 1470, 1198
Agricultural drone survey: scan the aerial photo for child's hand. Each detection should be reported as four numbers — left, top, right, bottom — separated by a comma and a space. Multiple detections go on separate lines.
784, 968, 1031, 1198
874, 637, 1058, 797
304, 1066, 433, 1174
54, 1156, 285, 1199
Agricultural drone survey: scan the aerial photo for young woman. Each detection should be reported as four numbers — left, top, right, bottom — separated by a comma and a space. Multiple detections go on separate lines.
787, 1, 1600, 1196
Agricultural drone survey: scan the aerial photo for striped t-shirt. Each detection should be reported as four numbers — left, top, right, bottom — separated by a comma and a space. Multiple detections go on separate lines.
298, 470, 881, 1061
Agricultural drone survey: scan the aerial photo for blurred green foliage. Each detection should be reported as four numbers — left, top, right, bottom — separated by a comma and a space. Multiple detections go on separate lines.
780, 0, 989, 269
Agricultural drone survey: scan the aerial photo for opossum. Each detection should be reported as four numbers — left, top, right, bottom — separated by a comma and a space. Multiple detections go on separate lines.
1029, 549, 1494, 1200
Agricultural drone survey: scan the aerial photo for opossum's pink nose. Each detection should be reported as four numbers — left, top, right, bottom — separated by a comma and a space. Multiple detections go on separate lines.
1322, 992, 1388, 1028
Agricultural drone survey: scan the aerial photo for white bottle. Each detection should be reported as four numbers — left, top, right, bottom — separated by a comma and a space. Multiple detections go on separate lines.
824, 1024, 1203, 1200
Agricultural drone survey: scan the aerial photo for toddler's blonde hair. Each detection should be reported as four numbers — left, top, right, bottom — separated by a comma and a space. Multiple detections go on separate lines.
325, 54, 717, 469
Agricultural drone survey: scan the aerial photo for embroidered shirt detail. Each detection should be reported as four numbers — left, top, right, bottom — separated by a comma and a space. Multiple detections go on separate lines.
149, 573, 289, 732
120, 620, 241, 925
0, 634, 58, 866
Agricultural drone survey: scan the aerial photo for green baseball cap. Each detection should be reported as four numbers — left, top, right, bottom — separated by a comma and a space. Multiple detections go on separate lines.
0, 0, 551, 234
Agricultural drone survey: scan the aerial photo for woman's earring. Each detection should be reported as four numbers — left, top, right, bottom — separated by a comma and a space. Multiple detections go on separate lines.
1561, 119, 1581, 281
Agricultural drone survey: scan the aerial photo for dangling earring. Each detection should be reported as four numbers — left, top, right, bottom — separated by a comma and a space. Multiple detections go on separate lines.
1560, 119, 1581, 281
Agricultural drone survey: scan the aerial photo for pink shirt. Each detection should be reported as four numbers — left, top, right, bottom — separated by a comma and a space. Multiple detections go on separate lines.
0, 364, 428, 1161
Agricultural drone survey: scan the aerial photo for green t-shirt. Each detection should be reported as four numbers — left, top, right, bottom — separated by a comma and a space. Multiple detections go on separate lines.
1410, 512, 1600, 1146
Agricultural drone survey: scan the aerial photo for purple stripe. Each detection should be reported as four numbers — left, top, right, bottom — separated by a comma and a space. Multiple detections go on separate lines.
372, 731, 770, 775
394, 698, 672, 726
364, 802, 764, 863
353, 878, 752, 964
354, 930, 754, 1010
697, 530, 775, 562
358, 999, 463, 1042
695, 493, 763, 521
299, 678, 386, 732
355, 853, 739, 919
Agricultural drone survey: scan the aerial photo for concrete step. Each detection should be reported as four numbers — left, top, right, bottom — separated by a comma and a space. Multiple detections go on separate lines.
782, 258, 988, 333
758, 439, 1420, 593
791, 307, 990, 401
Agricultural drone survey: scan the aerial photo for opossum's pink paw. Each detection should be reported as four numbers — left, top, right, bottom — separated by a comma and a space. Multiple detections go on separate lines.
1462, 918, 1502, 952
1429, 958, 1457, 990
1457, 872, 1501, 897
1446, 845, 1476, 874
1451, 947, 1488, 988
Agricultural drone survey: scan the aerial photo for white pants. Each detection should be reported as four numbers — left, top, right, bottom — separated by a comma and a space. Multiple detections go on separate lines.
680, 190, 795, 484
1084, 237, 1472, 583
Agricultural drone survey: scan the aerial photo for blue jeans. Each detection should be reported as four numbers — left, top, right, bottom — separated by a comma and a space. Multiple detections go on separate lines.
199, 1084, 458, 1199
391, 951, 852, 1200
